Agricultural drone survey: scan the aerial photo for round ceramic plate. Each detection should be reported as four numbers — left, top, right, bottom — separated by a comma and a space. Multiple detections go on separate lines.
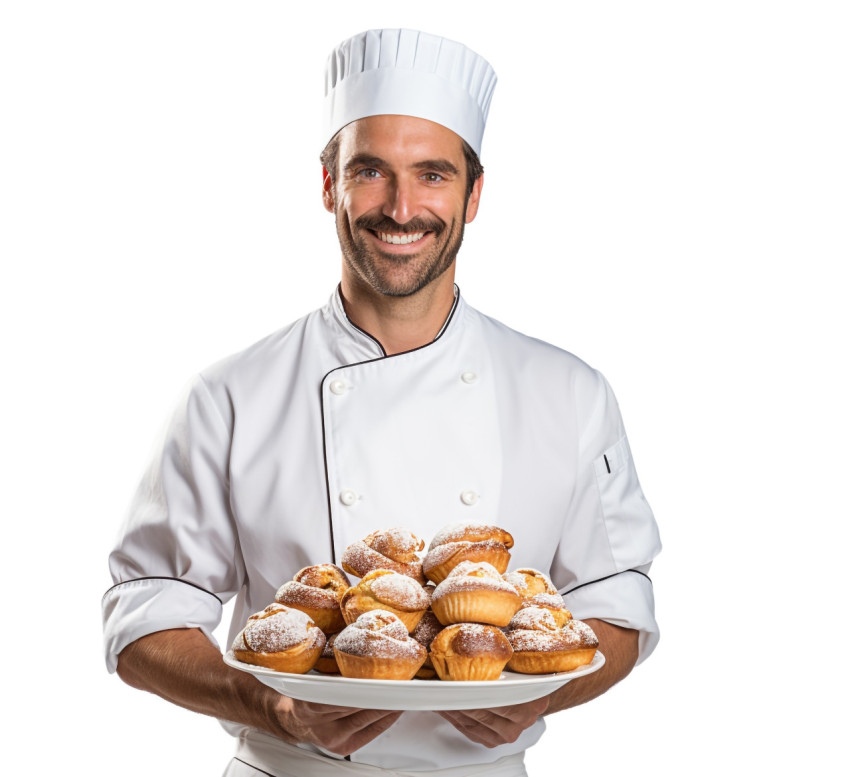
224, 650, 605, 710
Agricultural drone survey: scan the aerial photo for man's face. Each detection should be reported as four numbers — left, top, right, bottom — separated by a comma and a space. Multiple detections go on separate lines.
323, 114, 482, 298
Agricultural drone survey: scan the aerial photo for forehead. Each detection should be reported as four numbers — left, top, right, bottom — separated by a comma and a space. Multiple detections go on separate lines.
337, 114, 465, 166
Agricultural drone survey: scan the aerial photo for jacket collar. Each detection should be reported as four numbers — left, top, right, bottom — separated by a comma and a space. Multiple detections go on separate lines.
328, 284, 464, 359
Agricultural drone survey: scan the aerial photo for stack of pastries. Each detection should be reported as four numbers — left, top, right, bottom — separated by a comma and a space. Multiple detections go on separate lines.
231, 522, 598, 681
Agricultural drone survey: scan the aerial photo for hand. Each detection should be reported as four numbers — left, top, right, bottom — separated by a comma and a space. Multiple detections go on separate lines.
437, 697, 549, 748
273, 698, 403, 756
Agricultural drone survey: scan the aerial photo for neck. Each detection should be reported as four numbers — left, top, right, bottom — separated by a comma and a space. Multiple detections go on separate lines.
339, 273, 457, 356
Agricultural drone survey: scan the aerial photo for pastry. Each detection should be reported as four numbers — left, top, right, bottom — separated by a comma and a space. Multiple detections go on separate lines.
505, 606, 598, 674
333, 610, 427, 680
422, 522, 514, 584
340, 568, 431, 632
232, 603, 326, 674
429, 623, 513, 681
431, 561, 522, 627
411, 610, 442, 679
314, 633, 340, 674
341, 527, 426, 584
519, 592, 573, 627
274, 563, 351, 634
503, 568, 558, 599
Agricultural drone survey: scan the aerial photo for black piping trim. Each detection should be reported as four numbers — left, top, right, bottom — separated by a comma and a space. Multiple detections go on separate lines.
562, 569, 652, 596
232, 757, 276, 776
320, 288, 461, 564
101, 576, 223, 604
348, 319, 387, 357
603, 454, 611, 473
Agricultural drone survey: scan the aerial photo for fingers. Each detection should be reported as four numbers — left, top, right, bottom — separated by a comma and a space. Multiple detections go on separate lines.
437, 698, 549, 748
280, 700, 403, 755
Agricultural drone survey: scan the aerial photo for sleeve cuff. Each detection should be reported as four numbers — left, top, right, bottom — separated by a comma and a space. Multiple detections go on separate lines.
101, 577, 224, 673
561, 569, 659, 665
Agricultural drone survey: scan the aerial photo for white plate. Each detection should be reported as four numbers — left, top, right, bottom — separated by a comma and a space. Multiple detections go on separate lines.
224, 650, 605, 710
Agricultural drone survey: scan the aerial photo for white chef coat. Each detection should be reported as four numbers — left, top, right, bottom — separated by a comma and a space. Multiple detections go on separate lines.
102, 287, 661, 773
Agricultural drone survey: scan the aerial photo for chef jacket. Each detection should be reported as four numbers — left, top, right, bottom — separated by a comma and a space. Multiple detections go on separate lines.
103, 287, 661, 773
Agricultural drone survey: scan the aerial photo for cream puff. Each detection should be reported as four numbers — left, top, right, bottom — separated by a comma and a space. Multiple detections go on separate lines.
339, 569, 431, 632
274, 563, 351, 634
341, 527, 426, 584
333, 610, 427, 680
423, 522, 514, 584
430, 561, 522, 627
232, 603, 325, 674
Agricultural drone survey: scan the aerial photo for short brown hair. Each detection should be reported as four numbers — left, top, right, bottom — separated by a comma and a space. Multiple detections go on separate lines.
320, 132, 484, 199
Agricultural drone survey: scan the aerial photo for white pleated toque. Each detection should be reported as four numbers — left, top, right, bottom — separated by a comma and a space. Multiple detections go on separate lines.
323, 29, 497, 155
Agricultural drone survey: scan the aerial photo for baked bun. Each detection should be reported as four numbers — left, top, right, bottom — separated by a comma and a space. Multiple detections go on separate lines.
503, 568, 559, 599
411, 610, 443, 679
333, 610, 427, 680
232, 603, 325, 674
423, 522, 514, 584
429, 623, 513, 681
314, 633, 340, 674
431, 561, 522, 627
340, 569, 430, 632
274, 564, 351, 634
519, 592, 573, 627
505, 606, 598, 674
341, 528, 426, 584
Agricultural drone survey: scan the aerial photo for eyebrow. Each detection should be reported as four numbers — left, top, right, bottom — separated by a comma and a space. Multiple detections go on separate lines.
343, 154, 460, 176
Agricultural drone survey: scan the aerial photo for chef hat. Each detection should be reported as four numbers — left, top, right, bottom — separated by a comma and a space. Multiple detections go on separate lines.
323, 29, 497, 156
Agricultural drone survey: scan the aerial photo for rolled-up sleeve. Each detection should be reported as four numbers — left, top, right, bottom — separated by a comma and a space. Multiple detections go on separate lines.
551, 368, 662, 664
102, 374, 243, 672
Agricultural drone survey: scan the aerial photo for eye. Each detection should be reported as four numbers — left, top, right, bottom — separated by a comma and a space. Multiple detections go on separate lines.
356, 168, 381, 179
421, 172, 444, 183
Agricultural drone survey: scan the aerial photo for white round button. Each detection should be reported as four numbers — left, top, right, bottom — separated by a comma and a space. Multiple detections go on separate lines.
460, 490, 479, 506
339, 489, 358, 506
329, 379, 347, 395
461, 371, 478, 384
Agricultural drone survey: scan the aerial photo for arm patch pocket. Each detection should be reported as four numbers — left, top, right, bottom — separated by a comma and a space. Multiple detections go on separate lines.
593, 436, 660, 571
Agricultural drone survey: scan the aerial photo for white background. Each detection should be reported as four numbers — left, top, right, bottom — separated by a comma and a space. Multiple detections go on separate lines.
2, 1, 848, 774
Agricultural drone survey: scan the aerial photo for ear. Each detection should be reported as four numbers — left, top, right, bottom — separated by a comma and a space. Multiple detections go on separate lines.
322, 166, 335, 213
464, 173, 484, 224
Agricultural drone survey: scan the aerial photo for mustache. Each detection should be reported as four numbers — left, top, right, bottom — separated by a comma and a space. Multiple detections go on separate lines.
354, 214, 445, 235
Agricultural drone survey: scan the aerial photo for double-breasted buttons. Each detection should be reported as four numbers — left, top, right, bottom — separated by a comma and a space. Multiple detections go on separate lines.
329, 379, 348, 395
339, 489, 358, 506
460, 489, 479, 506
461, 370, 478, 384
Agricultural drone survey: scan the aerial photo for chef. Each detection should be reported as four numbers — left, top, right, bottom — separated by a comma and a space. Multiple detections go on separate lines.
103, 28, 662, 777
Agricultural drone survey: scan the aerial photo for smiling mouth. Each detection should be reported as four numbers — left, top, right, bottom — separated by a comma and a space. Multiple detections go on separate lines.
373, 231, 427, 245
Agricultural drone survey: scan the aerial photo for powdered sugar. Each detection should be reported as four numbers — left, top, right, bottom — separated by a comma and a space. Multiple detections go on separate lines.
334, 610, 425, 659
237, 605, 321, 653
369, 572, 431, 610
508, 606, 559, 632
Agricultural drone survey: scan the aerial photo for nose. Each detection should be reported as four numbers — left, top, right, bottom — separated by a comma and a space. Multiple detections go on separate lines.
382, 177, 417, 225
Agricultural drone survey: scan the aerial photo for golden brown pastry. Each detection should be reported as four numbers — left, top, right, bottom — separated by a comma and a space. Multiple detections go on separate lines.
341, 528, 426, 584
313, 633, 340, 674
274, 564, 351, 634
431, 561, 522, 627
411, 610, 442, 679
519, 592, 573, 627
429, 623, 513, 681
505, 606, 598, 674
503, 568, 559, 599
333, 610, 427, 680
422, 522, 514, 584
340, 569, 431, 632
232, 603, 326, 674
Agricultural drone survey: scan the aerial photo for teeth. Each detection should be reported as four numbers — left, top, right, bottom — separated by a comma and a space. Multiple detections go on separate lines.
378, 231, 425, 245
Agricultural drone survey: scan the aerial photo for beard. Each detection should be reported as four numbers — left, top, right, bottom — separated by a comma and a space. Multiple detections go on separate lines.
336, 211, 466, 298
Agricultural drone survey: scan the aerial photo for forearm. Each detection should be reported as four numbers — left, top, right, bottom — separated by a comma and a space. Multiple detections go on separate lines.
116, 627, 290, 742
544, 619, 639, 715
